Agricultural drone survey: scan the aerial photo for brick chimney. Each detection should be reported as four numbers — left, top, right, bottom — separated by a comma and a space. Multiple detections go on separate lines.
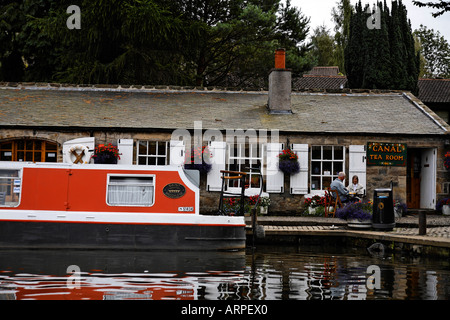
268, 49, 292, 114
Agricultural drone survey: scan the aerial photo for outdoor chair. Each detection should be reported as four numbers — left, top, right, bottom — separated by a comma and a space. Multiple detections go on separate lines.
326, 187, 343, 217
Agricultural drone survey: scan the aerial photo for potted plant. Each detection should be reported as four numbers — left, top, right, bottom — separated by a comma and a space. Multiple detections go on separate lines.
444, 151, 450, 170
258, 196, 271, 215
304, 195, 326, 215
336, 201, 373, 229
394, 199, 408, 218
277, 149, 300, 175
223, 197, 241, 216
184, 145, 212, 174
436, 198, 450, 216
91, 143, 121, 164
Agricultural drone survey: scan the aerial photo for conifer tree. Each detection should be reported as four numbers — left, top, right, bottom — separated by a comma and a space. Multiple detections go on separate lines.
345, 1, 365, 88
345, 0, 419, 91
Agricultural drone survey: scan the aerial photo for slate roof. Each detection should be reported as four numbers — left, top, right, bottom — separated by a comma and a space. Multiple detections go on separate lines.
418, 78, 450, 104
294, 66, 348, 90
307, 67, 341, 76
294, 75, 348, 90
0, 83, 448, 135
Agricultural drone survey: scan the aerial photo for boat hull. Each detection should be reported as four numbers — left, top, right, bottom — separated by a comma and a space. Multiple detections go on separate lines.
0, 220, 246, 251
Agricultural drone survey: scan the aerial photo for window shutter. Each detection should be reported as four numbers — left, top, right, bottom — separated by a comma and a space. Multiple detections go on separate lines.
169, 140, 185, 166
266, 143, 284, 193
206, 141, 226, 191
117, 139, 134, 165
349, 145, 366, 190
290, 144, 309, 194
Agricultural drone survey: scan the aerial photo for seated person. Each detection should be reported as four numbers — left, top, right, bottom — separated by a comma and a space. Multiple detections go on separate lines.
347, 175, 365, 199
330, 172, 350, 203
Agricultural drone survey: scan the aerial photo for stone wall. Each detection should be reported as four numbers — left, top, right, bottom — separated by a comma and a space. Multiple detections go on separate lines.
1, 128, 448, 214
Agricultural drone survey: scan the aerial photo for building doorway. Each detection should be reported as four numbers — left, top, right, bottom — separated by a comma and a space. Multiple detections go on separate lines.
0, 139, 58, 162
407, 148, 436, 209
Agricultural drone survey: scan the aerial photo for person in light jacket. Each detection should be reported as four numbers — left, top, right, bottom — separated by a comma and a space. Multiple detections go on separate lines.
347, 175, 365, 199
330, 172, 349, 202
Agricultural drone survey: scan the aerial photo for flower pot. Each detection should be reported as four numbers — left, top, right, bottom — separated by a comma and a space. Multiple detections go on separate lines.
347, 219, 372, 229
184, 162, 212, 174
259, 206, 268, 215
394, 207, 402, 219
93, 153, 118, 164
443, 205, 450, 216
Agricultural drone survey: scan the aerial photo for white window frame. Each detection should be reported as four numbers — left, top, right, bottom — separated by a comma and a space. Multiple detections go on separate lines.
137, 140, 169, 166
310, 145, 346, 192
0, 169, 22, 207
226, 142, 265, 194
106, 174, 155, 207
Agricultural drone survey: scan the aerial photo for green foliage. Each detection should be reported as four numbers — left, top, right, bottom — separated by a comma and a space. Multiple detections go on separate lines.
414, 24, 450, 78
309, 25, 337, 67
0, 0, 313, 86
332, 0, 353, 74
345, 0, 420, 92
412, 1, 450, 17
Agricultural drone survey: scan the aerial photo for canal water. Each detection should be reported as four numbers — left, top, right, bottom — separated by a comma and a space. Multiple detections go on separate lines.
0, 245, 449, 300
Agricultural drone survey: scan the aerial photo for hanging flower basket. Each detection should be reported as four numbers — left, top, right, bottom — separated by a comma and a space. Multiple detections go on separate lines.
444, 151, 450, 170
91, 143, 121, 164
277, 149, 300, 175
184, 146, 212, 174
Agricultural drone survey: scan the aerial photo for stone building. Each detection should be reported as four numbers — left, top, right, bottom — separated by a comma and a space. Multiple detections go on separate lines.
1, 77, 449, 214
294, 66, 348, 90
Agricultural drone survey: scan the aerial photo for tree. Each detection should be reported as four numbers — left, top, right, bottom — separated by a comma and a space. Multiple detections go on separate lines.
1, 0, 313, 86
345, 0, 419, 91
362, 1, 392, 89
274, 0, 314, 77
172, 0, 312, 86
331, 0, 354, 74
345, 1, 366, 88
0, 0, 59, 82
309, 25, 337, 67
414, 24, 450, 77
412, 1, 450, 17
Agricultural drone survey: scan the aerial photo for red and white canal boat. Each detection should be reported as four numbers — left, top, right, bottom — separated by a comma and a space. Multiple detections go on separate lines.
0, 162, 246, 250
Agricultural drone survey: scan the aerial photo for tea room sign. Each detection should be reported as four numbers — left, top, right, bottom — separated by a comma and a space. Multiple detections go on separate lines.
367, 142, 407, 166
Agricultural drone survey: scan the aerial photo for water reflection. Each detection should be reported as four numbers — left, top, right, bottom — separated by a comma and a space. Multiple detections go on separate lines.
0, 246, 449, 300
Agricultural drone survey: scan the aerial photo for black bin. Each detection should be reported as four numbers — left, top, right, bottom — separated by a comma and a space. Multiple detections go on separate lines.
373, 188, 395, 230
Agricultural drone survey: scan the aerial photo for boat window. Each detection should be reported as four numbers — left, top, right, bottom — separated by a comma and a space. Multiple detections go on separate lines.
0, 169, 21, 207
107, 175, 154, 206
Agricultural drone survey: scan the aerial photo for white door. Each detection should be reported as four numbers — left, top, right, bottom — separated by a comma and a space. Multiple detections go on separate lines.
420, 148, 436, 209
349, 145, 366, 191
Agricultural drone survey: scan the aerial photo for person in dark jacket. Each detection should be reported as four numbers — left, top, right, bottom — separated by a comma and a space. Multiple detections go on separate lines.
330, 172, 349, 202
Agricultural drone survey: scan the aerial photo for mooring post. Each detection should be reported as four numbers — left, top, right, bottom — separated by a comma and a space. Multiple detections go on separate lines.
418, 210, 427, 235
251, 207, 257, 247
